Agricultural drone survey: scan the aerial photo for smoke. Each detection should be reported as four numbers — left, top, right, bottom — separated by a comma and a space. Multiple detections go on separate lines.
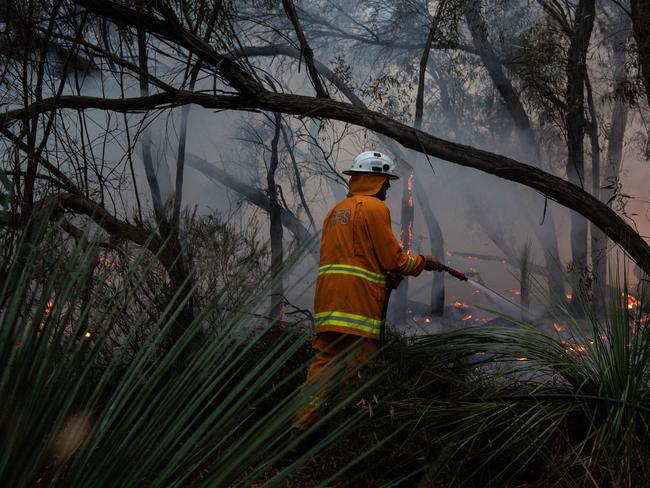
5, 0, 649, 326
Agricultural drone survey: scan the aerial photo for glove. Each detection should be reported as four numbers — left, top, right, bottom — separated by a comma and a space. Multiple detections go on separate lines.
386, 272, 404, 290
423, 255, 444, 272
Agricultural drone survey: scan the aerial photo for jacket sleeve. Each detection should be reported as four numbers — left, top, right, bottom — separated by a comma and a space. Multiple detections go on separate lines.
363, 200, 425, 276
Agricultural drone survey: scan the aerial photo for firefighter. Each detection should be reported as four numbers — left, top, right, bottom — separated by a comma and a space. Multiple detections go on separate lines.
293, 150, 443, 432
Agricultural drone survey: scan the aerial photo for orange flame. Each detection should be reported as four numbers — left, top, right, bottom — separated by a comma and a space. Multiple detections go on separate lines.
553, 323, 565, 333
44, 300, 54, 317
462, 314, 473, 321
514, 357, 528, 361
623, 293, 640, 310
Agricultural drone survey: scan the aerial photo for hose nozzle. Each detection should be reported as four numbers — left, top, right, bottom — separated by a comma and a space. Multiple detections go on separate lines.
441, 265, 468, 281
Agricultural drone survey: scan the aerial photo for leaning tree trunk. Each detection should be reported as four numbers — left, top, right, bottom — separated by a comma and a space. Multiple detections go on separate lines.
67, 0, 650, 275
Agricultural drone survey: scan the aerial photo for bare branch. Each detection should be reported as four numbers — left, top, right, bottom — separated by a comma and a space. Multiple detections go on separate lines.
281, 0, 328, 98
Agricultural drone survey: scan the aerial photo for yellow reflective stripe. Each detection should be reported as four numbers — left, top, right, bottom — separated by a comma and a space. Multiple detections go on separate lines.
315, 311, 382, 334
401, 255, 414, 273
316, 319, 379, 335
318, 264, 386, 285
315, 311, 382, 325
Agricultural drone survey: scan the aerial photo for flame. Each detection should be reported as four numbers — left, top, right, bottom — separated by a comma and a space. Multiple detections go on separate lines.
623, 293, 640, 310
553, 323, 565, 333
412, 315, 434, 324
561, 339, 587, 355
44, 300, 54, 317
514, 357, 528, 361
462, 314, 473, 321
83, 331, 92, 340
39, 299, 56, 331
565, 292, 573, 300
400, 172, 415, 255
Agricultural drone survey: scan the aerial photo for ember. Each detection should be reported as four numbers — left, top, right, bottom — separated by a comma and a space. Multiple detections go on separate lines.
561, 339, 587, 355
412, 315, 433, 324
553, 323, 565, 333
452, 298, 469, 309
514, 357, 528, 361
99, 256, 116, 267
462, 314, 473, 321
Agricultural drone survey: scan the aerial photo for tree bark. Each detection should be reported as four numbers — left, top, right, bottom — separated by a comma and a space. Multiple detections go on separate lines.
463, 0, 536, 147
593, 14, 631, 308
631, 0, 650, 107
268, 114, 284, 323
395, 172, 415, 322
565, 0, 595, 313
281, 0, 328, 98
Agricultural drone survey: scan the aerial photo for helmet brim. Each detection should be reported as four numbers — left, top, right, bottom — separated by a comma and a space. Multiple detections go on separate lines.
342, 169, 400, 180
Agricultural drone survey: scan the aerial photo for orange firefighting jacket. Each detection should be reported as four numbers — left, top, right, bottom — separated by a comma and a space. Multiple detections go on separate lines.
314, 173, 425, 339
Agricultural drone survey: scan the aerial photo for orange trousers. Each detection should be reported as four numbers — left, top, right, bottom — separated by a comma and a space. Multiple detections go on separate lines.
292, 332, 380, 430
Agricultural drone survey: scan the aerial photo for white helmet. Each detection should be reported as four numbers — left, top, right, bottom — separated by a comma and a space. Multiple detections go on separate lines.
343, 150, 399, 180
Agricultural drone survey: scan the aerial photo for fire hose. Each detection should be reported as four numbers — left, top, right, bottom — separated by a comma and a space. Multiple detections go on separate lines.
379, 265, 468, 346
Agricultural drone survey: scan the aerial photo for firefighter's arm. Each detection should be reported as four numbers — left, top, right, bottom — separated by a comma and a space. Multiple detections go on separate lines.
364, 200, 426, 276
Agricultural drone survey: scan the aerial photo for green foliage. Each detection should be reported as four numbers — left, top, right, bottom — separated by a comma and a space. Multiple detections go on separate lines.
399, 272, 650, 486
0, 231, 337, 487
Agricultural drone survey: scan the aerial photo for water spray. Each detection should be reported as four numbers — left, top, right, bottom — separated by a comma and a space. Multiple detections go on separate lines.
441, 265, 522, 318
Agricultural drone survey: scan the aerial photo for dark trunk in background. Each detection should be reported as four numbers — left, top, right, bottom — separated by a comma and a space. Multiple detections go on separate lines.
565, 0, 596, 315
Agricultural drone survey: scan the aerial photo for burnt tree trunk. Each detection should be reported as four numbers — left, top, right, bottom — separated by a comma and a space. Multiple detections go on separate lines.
593, 15, 631, 308
565, 0, 595, 313
268, 114, 284, 324
414, 177, 446, 316
631, 0, 650, 107
586, 75, 603, 310
395, 172, 415, 322
137, 27, 195, 352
